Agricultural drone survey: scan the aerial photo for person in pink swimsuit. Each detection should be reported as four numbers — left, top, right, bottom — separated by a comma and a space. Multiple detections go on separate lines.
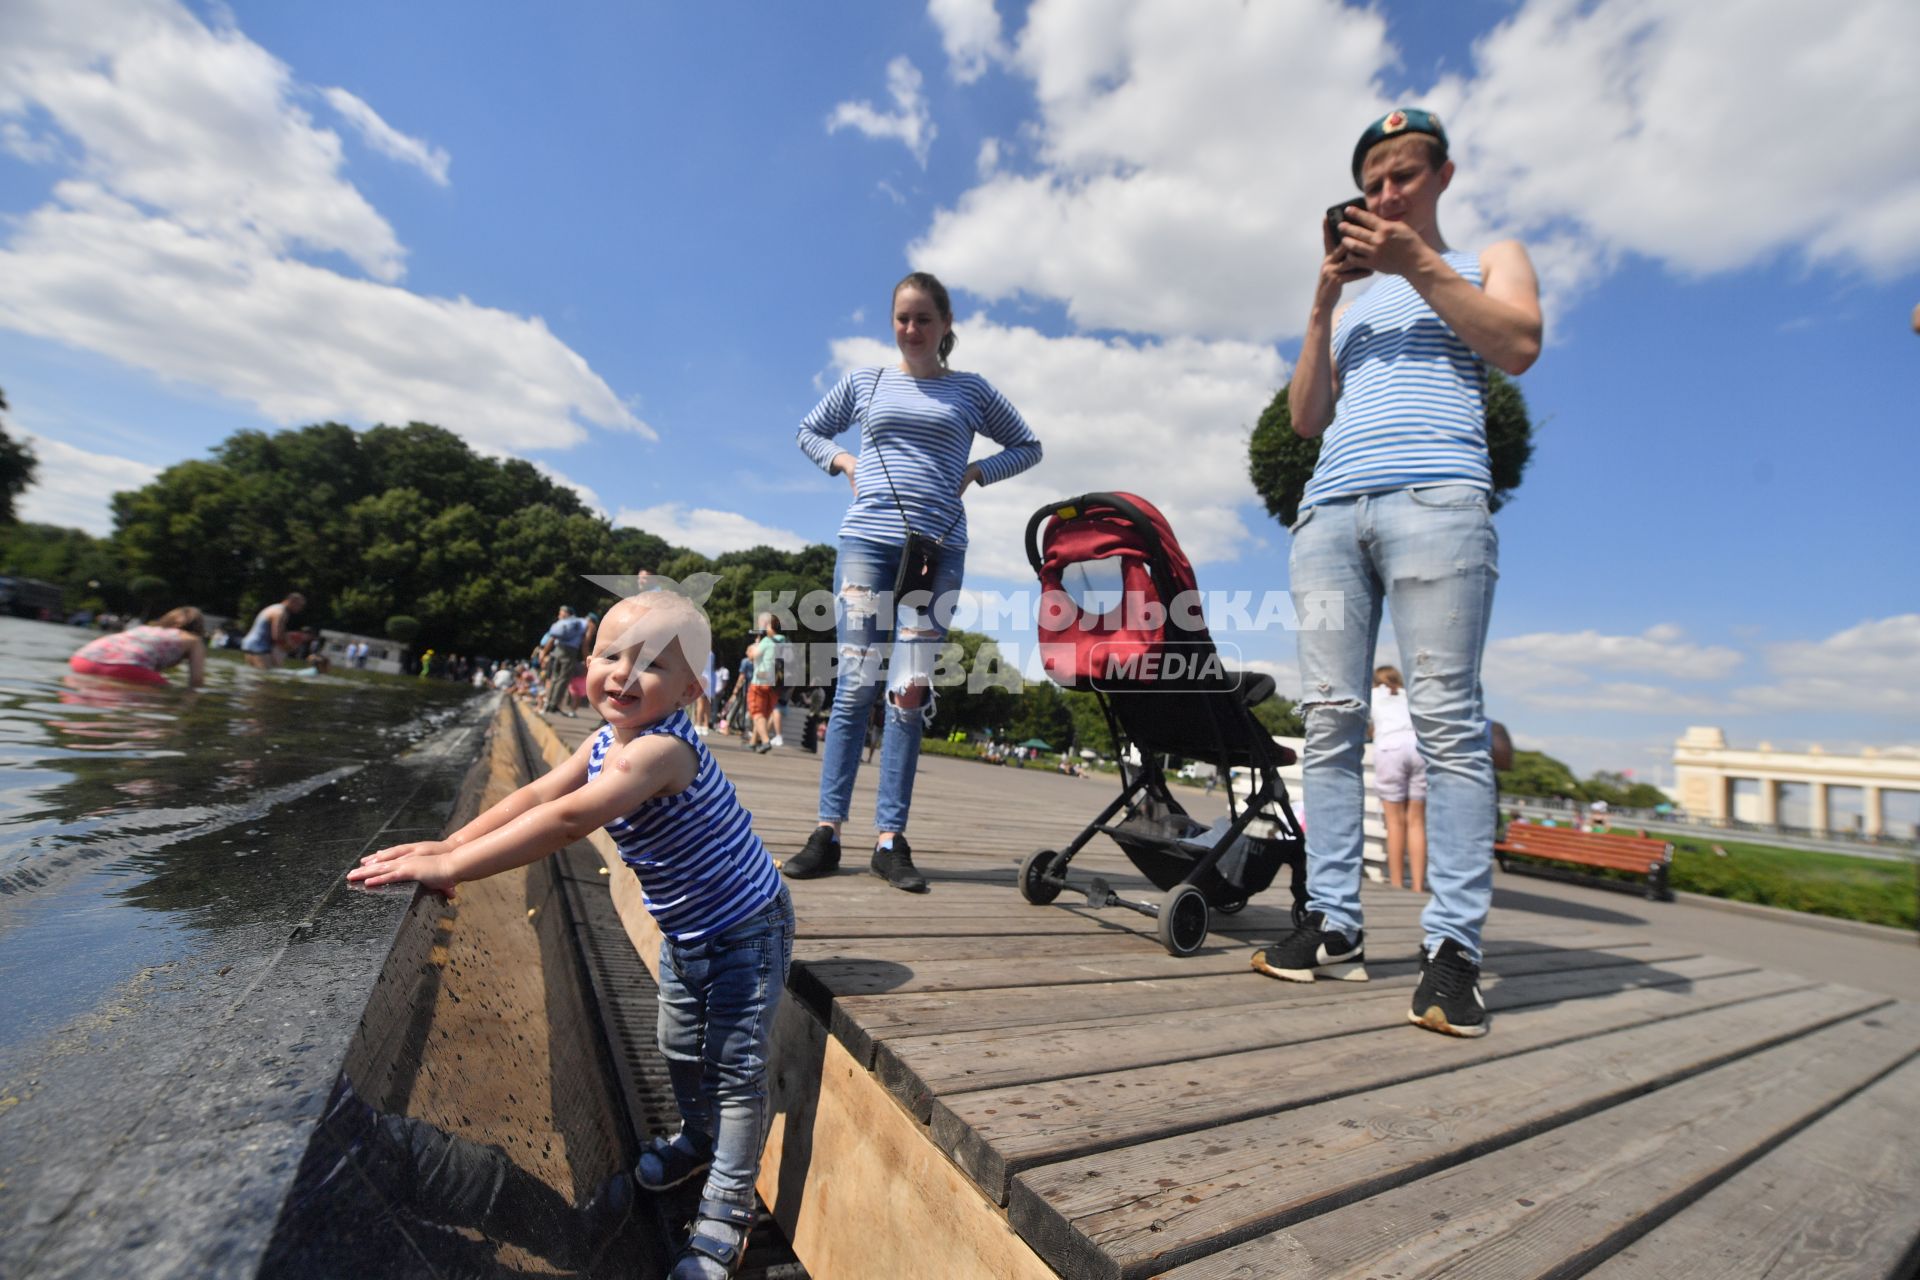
70, 607, 209, 688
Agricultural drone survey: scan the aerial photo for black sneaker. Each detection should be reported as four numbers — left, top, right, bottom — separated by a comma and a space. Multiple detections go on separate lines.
870, 836, 928, 893
1408, 938, 1489, 1037
782, 826, 841, 879
1250, 912, 1367, 982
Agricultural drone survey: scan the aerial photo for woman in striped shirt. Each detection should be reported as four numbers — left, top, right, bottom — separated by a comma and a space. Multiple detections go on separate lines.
786, 272, 1043, 893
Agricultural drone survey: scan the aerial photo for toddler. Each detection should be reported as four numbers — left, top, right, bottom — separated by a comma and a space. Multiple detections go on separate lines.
350, 592, 791, 1280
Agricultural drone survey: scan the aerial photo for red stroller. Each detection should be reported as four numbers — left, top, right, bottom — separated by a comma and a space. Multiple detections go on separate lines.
1016, 492, 1307, 955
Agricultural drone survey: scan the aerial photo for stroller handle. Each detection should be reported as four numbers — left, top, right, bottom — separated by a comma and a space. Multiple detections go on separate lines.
1025, 491, 1180, 606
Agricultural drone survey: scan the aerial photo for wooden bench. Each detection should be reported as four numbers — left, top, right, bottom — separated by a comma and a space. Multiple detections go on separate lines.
1496, 821, 1674, 901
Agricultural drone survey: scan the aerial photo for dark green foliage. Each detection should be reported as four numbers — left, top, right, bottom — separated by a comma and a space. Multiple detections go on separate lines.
1252, 695, 1305, 738
385, 615, 422, 643
1498, 748, 1584, 800
0, 388, 37, 524
127, 575, 171, 613
0, 522, 125, 607
97, 419, 844, 656
1248, 369, 1536, 528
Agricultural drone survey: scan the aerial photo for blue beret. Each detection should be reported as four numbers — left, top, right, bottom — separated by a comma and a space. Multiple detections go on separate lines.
1352, 107, 1448, 186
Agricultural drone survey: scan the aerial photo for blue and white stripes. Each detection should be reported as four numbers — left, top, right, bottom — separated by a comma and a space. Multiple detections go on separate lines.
797, 366, 1042, 549
587, 713, 781, 943
1301, 249, 1491, 511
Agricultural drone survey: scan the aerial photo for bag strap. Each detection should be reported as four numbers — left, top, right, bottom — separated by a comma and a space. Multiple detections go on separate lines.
858, 367, 966, 547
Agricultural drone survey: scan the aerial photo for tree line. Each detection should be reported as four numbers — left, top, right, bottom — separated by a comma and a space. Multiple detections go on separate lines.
0, 411, 1304, 752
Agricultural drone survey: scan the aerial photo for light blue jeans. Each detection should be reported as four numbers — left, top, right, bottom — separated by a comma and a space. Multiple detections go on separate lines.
1290, 485, 1499, 961
816, 535, 966, 834
655, 887, 795, 1211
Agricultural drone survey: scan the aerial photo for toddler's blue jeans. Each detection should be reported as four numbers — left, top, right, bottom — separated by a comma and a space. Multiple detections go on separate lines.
655, 887, 795, 1212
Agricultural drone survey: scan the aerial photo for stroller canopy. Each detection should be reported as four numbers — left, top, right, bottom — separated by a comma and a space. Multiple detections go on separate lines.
1026, 491, 1215, 691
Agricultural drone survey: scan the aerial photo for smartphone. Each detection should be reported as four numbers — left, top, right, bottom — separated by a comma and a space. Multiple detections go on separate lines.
1324, 197, 1366, 253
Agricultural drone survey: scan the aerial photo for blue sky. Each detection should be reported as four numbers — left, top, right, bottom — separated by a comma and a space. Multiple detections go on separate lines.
2, 0, 1917, 785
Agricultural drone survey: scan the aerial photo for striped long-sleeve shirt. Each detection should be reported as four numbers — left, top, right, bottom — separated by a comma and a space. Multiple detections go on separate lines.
587, 712, 781, 943
1301, 249, 1491, 511
797, 366, 1042, 549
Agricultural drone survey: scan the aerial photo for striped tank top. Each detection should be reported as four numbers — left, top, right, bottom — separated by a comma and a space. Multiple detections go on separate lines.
586, 711, 781, 943
796, 367, 1043, 550
1301, 248, 1490, 511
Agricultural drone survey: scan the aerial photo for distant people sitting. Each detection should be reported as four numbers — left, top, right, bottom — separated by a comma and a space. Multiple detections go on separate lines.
69, 606, 209, 689
240, 592, 306, 669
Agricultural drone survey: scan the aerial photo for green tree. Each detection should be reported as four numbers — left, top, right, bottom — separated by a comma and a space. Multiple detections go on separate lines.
0, 389, 36, 525
1248, 369, 1537, 528
1498, 749, 1583, 800
0, 522, 123, 606
1251, 695, 1305, 738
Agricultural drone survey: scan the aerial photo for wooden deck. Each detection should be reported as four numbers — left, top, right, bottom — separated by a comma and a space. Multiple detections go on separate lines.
524, 705, 1920, 1280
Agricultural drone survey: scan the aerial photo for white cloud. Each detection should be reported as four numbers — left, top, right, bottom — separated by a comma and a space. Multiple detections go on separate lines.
975, 136, 1001, 178
0, 0, 406, 280
321, 86, 450, 186
16, 433, 160, 535
1440, 0, 1920, 279
827, 56, 936, 168
0, 186, 648, 452
821, 317, 1287, 580
0, 0, 644, 456
913, 0, 1393, 341
929, 0, 1007, 84
1491, 626, 1744, 685
614, 504, 811, 558
911, 0, 1920, 344
1731, 615, 1920, 715
1483, 625, 1743, 716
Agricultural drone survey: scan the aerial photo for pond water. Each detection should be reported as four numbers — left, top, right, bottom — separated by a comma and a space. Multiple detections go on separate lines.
0, 615, 490, 1274
0, 616, 480, 1047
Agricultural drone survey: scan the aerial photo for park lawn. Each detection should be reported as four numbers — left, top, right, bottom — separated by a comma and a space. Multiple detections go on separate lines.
1665, 834, 1916, 930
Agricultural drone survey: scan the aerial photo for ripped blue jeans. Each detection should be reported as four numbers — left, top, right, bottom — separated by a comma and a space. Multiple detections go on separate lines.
1290, 485, 1499, 961
816, 535, 966, 834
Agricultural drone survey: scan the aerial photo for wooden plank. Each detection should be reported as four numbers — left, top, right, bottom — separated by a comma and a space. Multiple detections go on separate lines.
836, 941, 1692, 1071
1157, 1001, 1920, 1280
795, 926, 1634, 1000
1011, 987, 1903, 1280
753, 996, 1058, 1280
883, 955, 1683, 1114
938, 961, 1800, 1203
1584, 1053, 1920, 1279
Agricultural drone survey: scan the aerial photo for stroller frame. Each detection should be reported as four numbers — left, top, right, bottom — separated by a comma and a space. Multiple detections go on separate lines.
1015, 492, 1307, 955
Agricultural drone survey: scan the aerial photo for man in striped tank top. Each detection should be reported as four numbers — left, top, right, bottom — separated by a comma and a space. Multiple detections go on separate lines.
1251, 109, 1542, 1040
352, 592, 790, 1279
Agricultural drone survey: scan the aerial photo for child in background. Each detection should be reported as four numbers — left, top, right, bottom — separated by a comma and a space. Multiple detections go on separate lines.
1372, 665, 1427, 893
349, 593, 792, 1280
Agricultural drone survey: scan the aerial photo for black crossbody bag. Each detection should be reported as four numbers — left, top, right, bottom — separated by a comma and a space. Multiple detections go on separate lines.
859, 369, 959, 602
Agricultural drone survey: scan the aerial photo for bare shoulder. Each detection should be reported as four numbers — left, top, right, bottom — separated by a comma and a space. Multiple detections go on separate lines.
1479, 239, 1537, 283
613, 730, 700, 797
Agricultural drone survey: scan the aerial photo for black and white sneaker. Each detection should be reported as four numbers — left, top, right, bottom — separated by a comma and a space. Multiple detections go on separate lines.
782, 825, 841, 879
1409, 938, 1489, 1037
1250, 912, 1367, 982
870, 835, 928, 893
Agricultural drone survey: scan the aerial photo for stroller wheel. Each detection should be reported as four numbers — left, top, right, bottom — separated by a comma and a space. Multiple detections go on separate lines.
1157, 884, 1209, 956
1018, 848, 1064, 905
1214, 896, 1247, 915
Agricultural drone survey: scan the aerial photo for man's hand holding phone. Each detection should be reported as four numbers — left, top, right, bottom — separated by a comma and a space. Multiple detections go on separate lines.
1320, 197, 1373, 292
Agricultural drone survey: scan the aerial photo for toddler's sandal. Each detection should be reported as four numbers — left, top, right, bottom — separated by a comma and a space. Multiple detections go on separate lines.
634, 1134, 712, 1191
670, 1200, 755, 1279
